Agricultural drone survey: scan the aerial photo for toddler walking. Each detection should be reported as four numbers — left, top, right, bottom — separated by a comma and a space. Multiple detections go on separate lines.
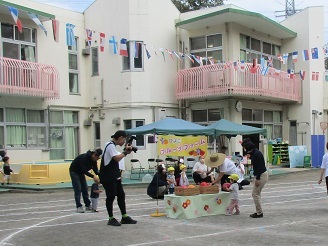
2, 156, 13, 185
225, 174, 240, 216
90, 180, 102, 212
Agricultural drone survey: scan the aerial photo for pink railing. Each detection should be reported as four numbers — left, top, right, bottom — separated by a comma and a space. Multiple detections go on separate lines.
176, 63, 301, 103
0, 57, 60, 99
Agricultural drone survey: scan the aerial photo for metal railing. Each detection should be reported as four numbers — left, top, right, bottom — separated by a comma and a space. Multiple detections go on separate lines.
176, 63, 301, 103
0, 57, 60, 99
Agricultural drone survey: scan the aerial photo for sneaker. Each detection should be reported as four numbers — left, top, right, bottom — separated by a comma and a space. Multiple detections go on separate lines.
233, 211, 240, 215
85, 205, 92, 211
120, 216, 137, 224
250, 212, 263, 218
107, 218, 121, 226
92, 209, 99, 213
77, 206, 85, 213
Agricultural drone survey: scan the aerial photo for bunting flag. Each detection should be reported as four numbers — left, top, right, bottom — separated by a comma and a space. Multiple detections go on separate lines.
233, 61, 238, 70
274, 69, 281, 77
109, 36, 117, 54
197, 56, 204, 66
185, 54, 194, 64
85, 29, 92, 46
191, 54, 200, 65
159, 48, 165, 61
144, 44, 151, 59
260, 58, 269, 76
7, 6, 23, 33
27, 12, 47, 36
52, 19, 59, 42
282, 53, 288, 64
311, 47, 319, 59
302, 49, 309, 61
66, 23, 76, 46
166, 49, 174, 60
311, 71, 319, 81
239, 61, 246, 72
151, 46, 157, 56
209, 59, 214, 65
250, 58, 257, 74
287, 69, 295, 79
277, 54, 283, 63
267, 56, 273, 67
134, 41, 140, 58
292, 51, 298, 63
299, 70, 306, 80
100, 32, 105, 52
172, 51, 182, 62
119, 38, 128, 57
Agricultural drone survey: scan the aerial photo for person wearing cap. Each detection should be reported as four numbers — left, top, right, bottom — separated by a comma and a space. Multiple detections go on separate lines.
242, 141, 268, 218
147, 164, 168, 199
192, 155, 212, 184
234, 154, 250, 190
99, 130, 137, 226
69, 148, 103, 213
179, 164, 189, 186
225, 173, 241, 216
166, 167, 176, 194
207, 153, 238, 190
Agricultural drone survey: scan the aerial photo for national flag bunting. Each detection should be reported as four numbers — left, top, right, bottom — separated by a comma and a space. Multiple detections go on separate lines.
302, 49, 309, 61
311, 71, 319, 81
250, 58, 257, 74
85, 29, 92, 46
233, 61, 238, 70
66, 23, 76, 46
28, 12, 47, 36
52, 19, 59, 43
239, 61, 246, 72
109, 36, 117, 54
7, 6, 23, 33
311, 47, 319, 59
172, 51, 182, 62
151, 46, 157, 56
287, 69, 295, 79
166, 49, 174, 60
100, 33, 105, 52
185, 54, 194, 64
299, 70, 306, 80
119, 38, 128, 57
274, 69, 281, 77
144, 44, 151, 59
159, 48, 165, 61
277, 54, 283, 63
292, 51, 298, 63
282, 53, 288, 64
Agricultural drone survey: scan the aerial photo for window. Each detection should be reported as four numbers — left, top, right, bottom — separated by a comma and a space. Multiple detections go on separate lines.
239, 34, 281, 69
1, 23, 36, 62
192, 108, 223, 123
190, 34, 223, 67
5, 108, 46, 148
94, 122, 101, 149
91, 47, 99, 76
124, 120, 145, 148
68, 37, 79, 93
242, 108, 282, 139
122, 41, 144, 71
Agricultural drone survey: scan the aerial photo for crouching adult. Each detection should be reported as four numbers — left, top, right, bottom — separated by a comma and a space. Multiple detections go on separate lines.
147, 165, 168, 199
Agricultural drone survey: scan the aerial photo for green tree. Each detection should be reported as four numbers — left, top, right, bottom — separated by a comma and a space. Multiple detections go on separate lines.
172, 0, 225, 13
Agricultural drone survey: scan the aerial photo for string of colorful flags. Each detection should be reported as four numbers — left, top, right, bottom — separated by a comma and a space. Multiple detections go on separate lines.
4, 4, 328, 82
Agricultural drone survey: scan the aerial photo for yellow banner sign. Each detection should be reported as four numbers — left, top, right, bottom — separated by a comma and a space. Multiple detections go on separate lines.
157, 135, 207, 157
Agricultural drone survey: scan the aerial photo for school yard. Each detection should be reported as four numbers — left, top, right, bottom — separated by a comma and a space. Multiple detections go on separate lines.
0, 169, 327, 246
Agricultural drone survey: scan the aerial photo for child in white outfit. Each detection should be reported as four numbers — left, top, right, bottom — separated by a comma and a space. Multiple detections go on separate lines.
225, 173, 240, 215
179, 164, 189, 186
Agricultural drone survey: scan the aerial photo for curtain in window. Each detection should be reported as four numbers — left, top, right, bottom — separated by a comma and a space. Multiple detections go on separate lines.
64, 112, 77, 159
263, 124, 273, 140
27, 111, 42, 123
7, 126, 26, 146
6, 108, 25, 122
0, 126, 4, 148
273, 111, 281, 122
24, 46, 35, 62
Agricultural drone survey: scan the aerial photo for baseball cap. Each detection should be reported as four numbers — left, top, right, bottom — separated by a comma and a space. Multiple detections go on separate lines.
111, 130, 127, 139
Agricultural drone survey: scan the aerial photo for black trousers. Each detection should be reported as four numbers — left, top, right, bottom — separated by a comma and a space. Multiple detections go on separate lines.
192, 172, 211, 184
102, 179, 126, 218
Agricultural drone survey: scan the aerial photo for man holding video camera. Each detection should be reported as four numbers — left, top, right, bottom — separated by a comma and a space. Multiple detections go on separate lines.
99, 130, 137, 226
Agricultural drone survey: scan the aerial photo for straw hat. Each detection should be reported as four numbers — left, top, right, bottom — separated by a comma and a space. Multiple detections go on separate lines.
204, 153, 226, 168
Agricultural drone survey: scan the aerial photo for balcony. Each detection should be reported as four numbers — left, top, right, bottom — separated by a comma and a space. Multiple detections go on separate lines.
176, 63, 301, 103
0, 57, 60, 99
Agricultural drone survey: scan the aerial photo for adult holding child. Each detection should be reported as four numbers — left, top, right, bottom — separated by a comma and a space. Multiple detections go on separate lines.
192, 155, 212, 184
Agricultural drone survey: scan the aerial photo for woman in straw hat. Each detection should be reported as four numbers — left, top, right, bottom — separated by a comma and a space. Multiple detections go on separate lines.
206, 153, 238, 190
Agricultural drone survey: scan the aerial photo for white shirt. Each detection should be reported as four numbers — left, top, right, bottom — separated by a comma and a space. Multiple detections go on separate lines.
219, 158, 238, 175
192, 162, 210, 178
321, 153, 328, 177
229, 183, 239, 200
104, 141, 120, 167
235, 163, 245, 183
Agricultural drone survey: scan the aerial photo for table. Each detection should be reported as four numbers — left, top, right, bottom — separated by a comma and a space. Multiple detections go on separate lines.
164, 192, 230, 219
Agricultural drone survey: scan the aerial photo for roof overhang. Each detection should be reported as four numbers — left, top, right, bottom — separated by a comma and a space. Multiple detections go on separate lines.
176, 8, 297, 39
0, 0, 55, 22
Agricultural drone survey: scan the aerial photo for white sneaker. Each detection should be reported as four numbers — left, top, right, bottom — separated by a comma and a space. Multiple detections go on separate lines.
77, 206, 85, 213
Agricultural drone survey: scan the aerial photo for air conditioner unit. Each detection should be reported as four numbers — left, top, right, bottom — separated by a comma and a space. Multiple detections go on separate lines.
82, 48, 90, 55
155, 108, 166, 121
112, 117, 121, 125
83, 118, 92, 126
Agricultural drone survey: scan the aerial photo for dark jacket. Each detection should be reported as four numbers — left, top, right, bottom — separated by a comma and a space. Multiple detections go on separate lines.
147, 173, 168, 198
90, 183, 100, 199
3, 164, 13, 175
69, 150, 99, 178
99, 142, 121, 184
249, 148, 267, 180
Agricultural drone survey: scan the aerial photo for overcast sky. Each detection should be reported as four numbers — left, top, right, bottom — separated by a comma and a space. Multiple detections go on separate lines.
32, 0, 327, 43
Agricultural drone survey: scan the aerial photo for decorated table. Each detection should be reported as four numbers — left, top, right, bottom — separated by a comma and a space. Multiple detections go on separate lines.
164, 192, 230, 219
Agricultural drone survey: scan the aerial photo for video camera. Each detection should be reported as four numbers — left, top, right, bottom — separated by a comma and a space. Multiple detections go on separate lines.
124, 136, 138, 153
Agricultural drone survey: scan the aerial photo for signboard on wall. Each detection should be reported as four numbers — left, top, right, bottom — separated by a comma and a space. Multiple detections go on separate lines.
157, 135, 208, 156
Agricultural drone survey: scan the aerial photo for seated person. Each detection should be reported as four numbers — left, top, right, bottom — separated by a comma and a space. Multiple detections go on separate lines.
192, 155, 212, 184
147, 165, 168, 199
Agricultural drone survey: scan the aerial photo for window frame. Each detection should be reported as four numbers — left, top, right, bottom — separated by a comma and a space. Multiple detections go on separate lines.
122, 41, 144, 72
124, 119, 145, 149
91, 47, 99, 76
68, 37, 80, 94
